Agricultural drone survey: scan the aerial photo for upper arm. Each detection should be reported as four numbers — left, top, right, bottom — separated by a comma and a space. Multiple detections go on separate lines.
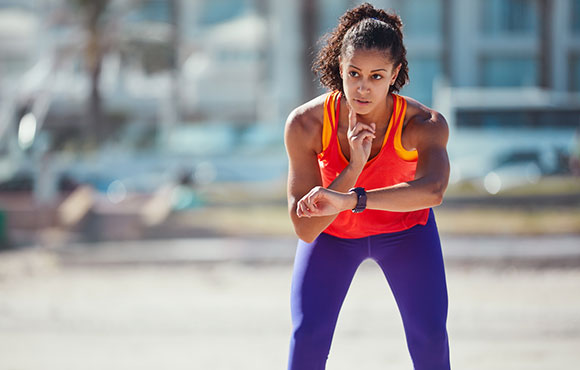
409, 110, 450, 188
284, 106, 324, 218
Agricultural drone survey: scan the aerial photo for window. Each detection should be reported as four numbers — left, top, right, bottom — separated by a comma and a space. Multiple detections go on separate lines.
318, 0, 349, 35
572, 0, 580, 34
319, 0, 443, 38
571, 55, 580, 91
458, 110, 534, 128
199, 0, 247, 25
400, 56, 441, 105
481, 56, 538, 87
481, 0, 539, 36
395, 0, 442, 37
125, 0, 171, 23
457, 109, 580, 128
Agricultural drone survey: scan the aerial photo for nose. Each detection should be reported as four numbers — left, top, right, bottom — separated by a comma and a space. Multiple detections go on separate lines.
357, 80, 370, 95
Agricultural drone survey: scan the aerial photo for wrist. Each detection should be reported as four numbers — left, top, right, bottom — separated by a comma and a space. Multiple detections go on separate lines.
344, 162, 364, 177
345, 190, 358, 211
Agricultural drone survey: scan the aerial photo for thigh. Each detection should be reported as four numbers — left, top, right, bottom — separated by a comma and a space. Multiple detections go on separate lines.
371, 212, 448, 327
290, 233, 367, 326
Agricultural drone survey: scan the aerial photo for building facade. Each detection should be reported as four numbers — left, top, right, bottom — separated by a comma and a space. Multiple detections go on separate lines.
311, 0, 580, 104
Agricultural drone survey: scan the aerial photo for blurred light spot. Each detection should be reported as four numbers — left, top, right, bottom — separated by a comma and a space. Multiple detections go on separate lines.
484, 172, 501, 195
18, 113, 37, 150
107, 180, 127, 204
194, 161, 217, 185
525, 163, 541, 183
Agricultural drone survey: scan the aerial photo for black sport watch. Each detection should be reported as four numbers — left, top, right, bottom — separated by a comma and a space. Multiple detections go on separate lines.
349, 187, 367, 213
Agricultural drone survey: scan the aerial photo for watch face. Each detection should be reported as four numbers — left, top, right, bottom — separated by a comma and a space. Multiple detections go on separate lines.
349, 187, 366, 213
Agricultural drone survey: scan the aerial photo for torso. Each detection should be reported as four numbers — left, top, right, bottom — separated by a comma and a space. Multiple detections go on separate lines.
315, 90, 430, 237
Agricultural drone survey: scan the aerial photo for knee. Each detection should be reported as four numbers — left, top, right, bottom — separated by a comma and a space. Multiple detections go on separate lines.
291, 318, 335, 351
407, 327, 450, 370
408, 320, 448, 347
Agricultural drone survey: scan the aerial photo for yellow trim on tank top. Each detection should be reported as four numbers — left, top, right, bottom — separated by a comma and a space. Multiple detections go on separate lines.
393, 97, 418, 161
321, 92, 335, 152
322, 92, 415, 162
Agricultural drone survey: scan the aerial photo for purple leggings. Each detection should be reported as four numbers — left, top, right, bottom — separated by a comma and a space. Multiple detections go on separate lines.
288, 209, 450, 370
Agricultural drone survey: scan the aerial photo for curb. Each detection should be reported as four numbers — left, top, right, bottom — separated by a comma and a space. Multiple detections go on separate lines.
45, 235, 580, 268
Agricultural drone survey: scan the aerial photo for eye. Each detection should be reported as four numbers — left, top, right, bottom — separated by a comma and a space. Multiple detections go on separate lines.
348, 71, 359, 77
372, 74, 383, 80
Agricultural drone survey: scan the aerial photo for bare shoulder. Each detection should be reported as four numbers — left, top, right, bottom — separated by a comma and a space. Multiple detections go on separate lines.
400, 95, 449, 146
284, 94, 328, 154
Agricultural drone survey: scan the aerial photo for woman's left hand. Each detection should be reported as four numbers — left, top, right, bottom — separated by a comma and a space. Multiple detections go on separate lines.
296, 186, 354, 218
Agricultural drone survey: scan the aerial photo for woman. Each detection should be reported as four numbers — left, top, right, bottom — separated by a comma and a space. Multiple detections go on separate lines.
284, 3, 451, 370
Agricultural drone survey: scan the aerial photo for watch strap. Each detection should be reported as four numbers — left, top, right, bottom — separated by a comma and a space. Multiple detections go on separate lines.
349, 187, 367, 213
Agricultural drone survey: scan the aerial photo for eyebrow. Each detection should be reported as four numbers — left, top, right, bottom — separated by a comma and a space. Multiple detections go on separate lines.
349, 65, 388, 73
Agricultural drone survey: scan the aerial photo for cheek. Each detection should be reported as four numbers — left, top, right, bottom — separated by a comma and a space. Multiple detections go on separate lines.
370, 79, 388, 92
341, 82, 354, 101
342, 77, 354, 92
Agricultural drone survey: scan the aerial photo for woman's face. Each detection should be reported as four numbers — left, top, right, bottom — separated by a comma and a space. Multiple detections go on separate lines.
339, 48, 401, 115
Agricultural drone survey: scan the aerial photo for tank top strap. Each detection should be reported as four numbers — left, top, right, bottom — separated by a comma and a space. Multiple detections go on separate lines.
385, 94, 405, 145
391, 95, 418, 161
322, 91, 341, 152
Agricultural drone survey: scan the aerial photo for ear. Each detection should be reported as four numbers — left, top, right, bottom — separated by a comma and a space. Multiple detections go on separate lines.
391, 63, 402, 85
338, 56, 343, 76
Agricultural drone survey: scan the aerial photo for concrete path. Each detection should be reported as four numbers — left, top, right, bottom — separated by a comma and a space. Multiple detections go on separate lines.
53, 234, 580, 267
0, 239, 579, 370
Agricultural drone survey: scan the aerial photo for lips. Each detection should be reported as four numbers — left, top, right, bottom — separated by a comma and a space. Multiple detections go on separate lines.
354, 98, 371, 105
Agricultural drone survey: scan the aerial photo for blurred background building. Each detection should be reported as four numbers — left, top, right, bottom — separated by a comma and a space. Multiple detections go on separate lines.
0, 0, 579, 246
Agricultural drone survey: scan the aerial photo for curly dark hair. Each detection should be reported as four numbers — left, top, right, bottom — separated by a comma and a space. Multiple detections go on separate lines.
313, 3, 409, 94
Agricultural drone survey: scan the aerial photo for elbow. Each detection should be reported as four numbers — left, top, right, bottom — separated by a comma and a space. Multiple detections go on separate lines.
429, 180, 447, 207
299, 235, 317, 244
294, 225, 318, 244
291, 216, 319, 243
289, 202, 320, 243
432, 192, 443, 207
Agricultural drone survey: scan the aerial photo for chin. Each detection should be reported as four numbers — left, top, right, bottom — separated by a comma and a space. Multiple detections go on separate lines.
351, 102, 374, 115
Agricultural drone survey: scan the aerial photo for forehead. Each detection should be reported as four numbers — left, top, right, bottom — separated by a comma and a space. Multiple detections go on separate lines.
341, 48, 394, 69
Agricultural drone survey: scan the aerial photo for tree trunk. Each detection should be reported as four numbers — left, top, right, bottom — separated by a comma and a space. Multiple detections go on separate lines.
538, 0, 552, 89
87, 31, 103, 143
82, 0, 108, 145
301, 0, 318, 100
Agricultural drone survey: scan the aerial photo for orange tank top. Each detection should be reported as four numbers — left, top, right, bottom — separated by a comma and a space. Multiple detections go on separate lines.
318, 91, 430, 238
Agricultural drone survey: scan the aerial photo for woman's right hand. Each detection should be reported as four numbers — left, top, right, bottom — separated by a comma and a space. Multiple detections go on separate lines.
347, 105, 376, 170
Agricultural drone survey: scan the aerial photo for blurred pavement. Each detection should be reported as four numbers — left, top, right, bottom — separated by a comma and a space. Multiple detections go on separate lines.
52, 234, 580, 268
0, 235, 579, 370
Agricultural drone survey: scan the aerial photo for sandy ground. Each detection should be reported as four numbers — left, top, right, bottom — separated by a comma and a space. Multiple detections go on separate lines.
0, 249, 579, 370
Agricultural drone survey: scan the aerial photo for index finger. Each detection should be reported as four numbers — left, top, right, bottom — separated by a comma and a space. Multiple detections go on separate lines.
348, 103, 357, 131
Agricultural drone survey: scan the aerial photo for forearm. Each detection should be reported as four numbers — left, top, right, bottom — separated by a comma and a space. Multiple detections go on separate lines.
349, 177, 446, 212
327, 164, 362, 191
291, 165, 362, 242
